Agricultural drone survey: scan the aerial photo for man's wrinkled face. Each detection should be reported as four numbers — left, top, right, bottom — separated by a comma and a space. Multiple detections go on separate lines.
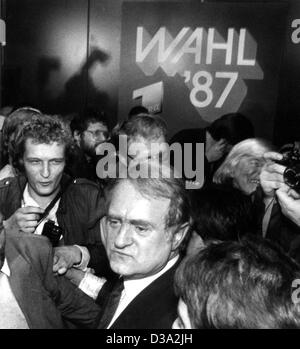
81, 122, 108, 157
101, 180, 177, 280
172, 298, 193, 329
23, 139, 65, 201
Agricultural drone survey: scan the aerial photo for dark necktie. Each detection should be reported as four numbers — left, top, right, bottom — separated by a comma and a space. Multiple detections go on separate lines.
97, 277, 124, 329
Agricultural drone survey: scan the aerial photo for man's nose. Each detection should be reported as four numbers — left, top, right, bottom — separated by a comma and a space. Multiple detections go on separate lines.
41, 162, 50, 178
114, 223, 133, 248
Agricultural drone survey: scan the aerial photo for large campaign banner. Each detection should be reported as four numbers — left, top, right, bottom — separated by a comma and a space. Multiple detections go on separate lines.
118, 2, 287, 140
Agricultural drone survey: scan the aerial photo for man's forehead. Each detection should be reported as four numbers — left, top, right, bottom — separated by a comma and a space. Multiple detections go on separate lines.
87, 121, 107, 131
25, 138, 65, 155
108, 180, 170, 220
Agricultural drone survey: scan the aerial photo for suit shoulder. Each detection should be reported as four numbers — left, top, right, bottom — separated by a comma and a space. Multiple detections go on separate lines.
7, 231, 51, 253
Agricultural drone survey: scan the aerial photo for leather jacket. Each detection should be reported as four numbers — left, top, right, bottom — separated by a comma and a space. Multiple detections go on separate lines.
0, 174, 105, 245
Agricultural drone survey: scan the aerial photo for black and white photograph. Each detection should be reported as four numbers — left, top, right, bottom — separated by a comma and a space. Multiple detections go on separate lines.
0, 0, 299, 335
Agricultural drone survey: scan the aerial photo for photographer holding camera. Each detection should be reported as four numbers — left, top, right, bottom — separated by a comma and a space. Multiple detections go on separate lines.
0, 114, 110, 277
259, 151, 300, 261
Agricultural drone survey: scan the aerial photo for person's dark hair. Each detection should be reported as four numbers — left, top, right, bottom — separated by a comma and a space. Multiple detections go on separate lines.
175, 235, 300, 329
104, 162, 191, 230
70, 107, 108, 135
128, 105, 149, 119
12, 114, 73, 172
207, 113, 254, 145
1, 107, 42, 166
191, 184, 257, 241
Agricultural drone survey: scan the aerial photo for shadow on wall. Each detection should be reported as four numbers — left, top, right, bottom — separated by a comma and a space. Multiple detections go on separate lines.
36, 47, 111, 117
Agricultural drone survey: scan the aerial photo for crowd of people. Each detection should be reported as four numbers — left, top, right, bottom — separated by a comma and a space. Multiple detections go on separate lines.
0, 105, 300, 329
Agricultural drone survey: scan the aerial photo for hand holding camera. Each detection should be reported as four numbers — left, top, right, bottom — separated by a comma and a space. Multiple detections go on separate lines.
276, 147, 300, 193
3, 206, 44, 234
260, 149, 300, 227
259, 147, 300, 196
260, 152, 286, 197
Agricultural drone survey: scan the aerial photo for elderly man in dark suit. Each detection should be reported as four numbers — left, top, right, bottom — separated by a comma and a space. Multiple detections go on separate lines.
93, 163, 191, 329
0, 223, 100, 329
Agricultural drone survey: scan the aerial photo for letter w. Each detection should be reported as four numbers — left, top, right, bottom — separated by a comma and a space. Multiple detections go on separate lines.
136, 27, 189, 63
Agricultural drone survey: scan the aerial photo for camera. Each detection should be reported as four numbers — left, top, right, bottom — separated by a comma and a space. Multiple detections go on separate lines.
41, 220, 63, 247
277, 147, 300, 193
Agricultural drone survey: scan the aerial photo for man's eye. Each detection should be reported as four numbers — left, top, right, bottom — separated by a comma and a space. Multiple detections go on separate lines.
107, 219, 121, 227
51, 160, 64, 165
29, 160, 40, 164
135, 226, 149, 233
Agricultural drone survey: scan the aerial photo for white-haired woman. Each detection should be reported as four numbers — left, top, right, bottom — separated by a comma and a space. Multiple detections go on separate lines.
213, 138, 300, 264
213, 138, 274, 195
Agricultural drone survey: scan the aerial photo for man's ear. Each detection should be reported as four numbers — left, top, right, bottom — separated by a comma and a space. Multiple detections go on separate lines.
171, 222, 190, 251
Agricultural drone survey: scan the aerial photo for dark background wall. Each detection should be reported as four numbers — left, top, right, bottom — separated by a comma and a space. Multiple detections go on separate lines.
0, 0, 300, 144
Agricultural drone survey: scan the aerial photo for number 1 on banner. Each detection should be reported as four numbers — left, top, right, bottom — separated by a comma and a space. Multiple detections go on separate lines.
133, 81, 164, 113
188, 71, 238, 109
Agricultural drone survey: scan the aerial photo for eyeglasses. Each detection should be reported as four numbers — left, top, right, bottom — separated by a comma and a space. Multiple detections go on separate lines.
85, 129, 109, 140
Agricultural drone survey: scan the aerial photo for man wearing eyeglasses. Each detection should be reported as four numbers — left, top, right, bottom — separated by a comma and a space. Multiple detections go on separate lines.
66, 108, 110, 184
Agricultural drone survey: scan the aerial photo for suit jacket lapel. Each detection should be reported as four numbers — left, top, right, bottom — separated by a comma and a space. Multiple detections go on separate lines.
109, 260, 180, 329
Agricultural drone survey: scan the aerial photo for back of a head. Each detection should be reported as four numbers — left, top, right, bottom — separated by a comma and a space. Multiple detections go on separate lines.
207, 113, 254, 145
2, 107, 42, 141
175, 235, 300, 329
1, 107, 42, 165
191, 184, 257, 242
128, 105, 149, 120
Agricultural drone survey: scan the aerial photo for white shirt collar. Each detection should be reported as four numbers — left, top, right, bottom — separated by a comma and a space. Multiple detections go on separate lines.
22, 184, 40, 208
1, 258, 10, 277
123, 254, 179, 293
107, 255, 179, 328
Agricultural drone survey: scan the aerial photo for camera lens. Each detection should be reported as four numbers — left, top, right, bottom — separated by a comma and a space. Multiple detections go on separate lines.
284, 167, 300, 189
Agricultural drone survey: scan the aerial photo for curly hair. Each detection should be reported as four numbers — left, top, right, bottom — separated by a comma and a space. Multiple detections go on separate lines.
12, 114, 73, 172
